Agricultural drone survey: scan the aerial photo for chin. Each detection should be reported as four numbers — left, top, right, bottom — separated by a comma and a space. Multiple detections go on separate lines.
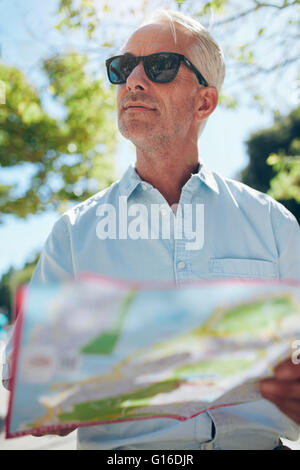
118, 120, 156, 141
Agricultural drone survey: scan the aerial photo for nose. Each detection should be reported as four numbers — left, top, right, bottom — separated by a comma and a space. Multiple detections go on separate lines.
126, 61, 149, 92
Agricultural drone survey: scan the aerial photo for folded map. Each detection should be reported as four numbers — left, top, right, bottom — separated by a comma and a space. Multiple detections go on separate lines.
5, 276, 300, 438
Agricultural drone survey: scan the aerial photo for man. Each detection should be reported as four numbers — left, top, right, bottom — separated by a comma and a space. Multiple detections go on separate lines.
3, 9, 300, 449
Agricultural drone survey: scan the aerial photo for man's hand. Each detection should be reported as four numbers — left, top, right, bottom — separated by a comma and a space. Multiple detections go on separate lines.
31, 427, 77, 437
260, 358, 300, 425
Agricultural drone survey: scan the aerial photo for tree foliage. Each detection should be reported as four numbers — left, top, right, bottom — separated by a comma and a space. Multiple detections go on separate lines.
0, 53, 117, 221
0, 253, 39, 322
241, 106, 300, 222
267, 155, 300, 204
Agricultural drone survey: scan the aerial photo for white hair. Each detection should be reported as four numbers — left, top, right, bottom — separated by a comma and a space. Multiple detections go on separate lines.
140, 9, 225, 92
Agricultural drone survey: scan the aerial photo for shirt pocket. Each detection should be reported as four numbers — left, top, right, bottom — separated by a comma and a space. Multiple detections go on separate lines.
209, 258, 278, 279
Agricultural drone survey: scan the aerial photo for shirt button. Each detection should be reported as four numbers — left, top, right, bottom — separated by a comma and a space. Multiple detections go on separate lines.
141, 183, 148, 191
160, 207, 168, 216
177, 261, 185, 270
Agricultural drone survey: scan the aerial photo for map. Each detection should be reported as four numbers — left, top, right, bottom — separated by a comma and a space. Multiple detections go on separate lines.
6, 277, 300, 438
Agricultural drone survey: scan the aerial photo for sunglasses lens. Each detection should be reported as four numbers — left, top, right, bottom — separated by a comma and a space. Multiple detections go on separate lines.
107, 56, 137, 84
146, 53, 180, 82
106, 53, 181, 84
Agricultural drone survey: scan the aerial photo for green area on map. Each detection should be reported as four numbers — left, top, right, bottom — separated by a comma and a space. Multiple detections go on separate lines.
80, 290, 136, 355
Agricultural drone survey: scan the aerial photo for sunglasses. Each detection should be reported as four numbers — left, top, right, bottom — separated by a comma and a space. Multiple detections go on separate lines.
106, 52, 208, 87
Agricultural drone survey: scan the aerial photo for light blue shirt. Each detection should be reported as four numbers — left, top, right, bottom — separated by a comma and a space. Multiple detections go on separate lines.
3, 162, 300, 449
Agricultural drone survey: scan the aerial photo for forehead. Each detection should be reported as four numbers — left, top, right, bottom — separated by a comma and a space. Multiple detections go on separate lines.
122, 22, 194, 56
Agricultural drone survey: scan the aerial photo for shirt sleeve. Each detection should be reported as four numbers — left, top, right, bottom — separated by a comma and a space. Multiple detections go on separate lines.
270, 200, 300, 280
2, 215, 75, 389
31, 215, 75, 283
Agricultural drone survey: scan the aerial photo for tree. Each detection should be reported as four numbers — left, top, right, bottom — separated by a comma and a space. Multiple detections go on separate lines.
241, 106, 300, 222
267, 155, 300, 205
0, 253, 39, 322
0, 52, 117, 221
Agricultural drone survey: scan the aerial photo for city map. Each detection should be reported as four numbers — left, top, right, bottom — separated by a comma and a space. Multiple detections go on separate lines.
6, 277, 300, 438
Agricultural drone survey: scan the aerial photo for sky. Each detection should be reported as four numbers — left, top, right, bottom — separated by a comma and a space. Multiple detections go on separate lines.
0, 0, 298, 278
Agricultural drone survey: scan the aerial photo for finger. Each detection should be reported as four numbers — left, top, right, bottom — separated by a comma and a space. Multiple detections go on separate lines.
260, 378, 300, 400
274, 358, 300, 381
31, 428, 76, 437
270, 397, 300, 425
57, 428, 76, 436
31, 430, 47, 437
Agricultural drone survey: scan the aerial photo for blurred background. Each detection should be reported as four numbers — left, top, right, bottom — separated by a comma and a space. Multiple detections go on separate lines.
0, 0, 299, 325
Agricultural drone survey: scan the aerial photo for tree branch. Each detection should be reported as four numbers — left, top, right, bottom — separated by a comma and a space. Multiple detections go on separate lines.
253, 0, 299, 9
212, 0, 299, 26
213, 6, 260, 26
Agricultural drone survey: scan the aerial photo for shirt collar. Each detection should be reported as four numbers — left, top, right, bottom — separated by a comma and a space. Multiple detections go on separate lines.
118, 164, 143, 198
118, 161, 219, 199
193, 161, 219, 194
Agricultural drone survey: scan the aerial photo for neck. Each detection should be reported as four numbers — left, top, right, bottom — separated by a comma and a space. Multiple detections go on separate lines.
135, 138, 199, 207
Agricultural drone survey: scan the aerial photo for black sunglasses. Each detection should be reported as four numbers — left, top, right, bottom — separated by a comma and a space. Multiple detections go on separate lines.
106, 52, 208, 87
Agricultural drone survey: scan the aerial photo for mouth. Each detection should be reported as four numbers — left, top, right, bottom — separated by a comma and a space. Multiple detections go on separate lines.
124, 103, 156, 112
125, 108, 155, 114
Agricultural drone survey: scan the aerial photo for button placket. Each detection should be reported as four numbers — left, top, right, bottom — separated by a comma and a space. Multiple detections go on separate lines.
174, 188, 193, 285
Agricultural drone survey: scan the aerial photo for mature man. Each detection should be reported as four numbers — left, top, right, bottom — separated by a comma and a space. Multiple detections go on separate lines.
4, 9, 300, 449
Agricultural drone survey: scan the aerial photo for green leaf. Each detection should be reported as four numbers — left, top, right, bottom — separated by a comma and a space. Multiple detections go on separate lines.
22, 103, 43, 124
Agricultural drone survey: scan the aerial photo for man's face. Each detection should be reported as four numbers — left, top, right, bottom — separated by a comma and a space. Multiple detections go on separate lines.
117, 23, 201, 149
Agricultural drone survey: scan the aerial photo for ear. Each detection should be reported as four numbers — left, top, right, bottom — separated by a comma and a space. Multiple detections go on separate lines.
195, 86, 218, 122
